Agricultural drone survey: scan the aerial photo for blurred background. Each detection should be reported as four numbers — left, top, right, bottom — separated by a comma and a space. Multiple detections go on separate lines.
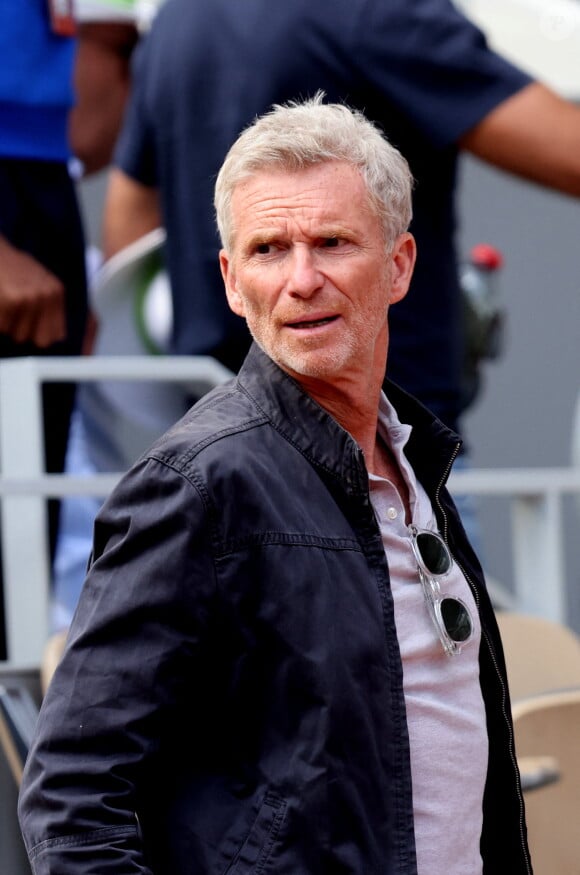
1, 0, 579, 871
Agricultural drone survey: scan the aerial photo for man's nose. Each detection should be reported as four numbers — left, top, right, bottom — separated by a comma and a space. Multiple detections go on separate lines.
287, 246, 324, 298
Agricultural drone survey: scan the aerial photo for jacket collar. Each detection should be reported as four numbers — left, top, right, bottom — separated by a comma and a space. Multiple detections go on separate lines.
383, 379, 463, 494
236, 343, 461, 495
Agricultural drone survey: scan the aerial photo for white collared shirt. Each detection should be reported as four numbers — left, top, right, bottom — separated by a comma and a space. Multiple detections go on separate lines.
369, 393, 488, 875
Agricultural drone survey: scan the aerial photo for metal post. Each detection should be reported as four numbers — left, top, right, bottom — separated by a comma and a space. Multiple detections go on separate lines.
511, 491, 566, 623
0, 360, 50, 668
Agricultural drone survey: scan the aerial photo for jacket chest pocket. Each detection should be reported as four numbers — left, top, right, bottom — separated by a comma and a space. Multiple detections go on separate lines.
224, 792, 286, 875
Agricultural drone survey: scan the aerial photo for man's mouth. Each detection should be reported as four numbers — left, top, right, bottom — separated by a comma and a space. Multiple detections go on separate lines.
287, 315, 339, 329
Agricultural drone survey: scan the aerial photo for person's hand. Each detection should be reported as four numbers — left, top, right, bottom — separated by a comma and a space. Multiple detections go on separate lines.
0, 236, 66, 347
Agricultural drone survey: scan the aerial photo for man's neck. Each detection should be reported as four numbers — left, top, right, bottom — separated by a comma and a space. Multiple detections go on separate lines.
292, 349, 387, 452
305, 381, 381, 457
303, 377, 411, 521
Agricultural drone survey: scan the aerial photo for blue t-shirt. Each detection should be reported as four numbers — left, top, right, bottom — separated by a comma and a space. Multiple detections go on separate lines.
115, 0, 531, 430
0, 0, 76, 160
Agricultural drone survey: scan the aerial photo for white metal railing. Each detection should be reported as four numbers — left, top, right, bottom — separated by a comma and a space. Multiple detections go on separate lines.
448, 467, 580, 622
0, 356, 579, 669
0, 356, 233, 669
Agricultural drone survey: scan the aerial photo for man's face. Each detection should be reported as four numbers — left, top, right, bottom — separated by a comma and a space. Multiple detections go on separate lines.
220, 161, 415, 389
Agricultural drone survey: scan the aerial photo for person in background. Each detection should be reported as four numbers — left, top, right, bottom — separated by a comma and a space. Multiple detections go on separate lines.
102, 0, 580, 433
0, 0, 88, 659
79, 0, 578, 572
18, 96, 532, 875
70, 0, 165, 175
39, 0, 167, 634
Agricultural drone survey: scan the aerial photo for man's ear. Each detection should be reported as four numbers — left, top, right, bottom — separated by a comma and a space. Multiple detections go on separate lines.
388, 232, 417, 305
219, 249, 245, 317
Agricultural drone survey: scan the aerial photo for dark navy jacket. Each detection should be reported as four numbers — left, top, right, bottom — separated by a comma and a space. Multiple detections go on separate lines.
19, 344, 532, 874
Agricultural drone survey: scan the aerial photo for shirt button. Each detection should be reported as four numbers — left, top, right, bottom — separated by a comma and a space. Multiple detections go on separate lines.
387, 506, 398, 520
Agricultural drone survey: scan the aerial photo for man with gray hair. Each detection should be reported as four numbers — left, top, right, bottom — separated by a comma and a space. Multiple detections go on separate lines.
19, 98, 531, 875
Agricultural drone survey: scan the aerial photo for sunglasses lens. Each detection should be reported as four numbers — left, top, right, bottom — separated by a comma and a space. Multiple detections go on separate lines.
440, 597, 472, 643
415, 531, 451, 576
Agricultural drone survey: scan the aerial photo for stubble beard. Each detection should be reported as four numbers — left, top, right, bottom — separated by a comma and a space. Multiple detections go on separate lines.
246, 309, 378, 382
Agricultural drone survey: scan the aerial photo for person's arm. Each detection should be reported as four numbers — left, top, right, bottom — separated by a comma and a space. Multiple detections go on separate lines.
102, 167, 162, 259
459, 81, 580, 197
0, 236, 66, 347
18, 457, 217, 874
69, 23, 139, 174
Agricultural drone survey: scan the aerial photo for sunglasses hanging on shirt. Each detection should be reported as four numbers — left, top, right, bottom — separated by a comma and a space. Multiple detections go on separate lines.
409, 524, 474, 656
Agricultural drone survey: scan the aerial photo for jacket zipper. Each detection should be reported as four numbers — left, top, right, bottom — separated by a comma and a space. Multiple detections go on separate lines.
434, 441, 533, 875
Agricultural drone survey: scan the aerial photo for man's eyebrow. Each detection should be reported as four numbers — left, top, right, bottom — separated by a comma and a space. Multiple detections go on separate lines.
244, 231, 281, 248
315, 224, 353, 238
243, 225, 355, 249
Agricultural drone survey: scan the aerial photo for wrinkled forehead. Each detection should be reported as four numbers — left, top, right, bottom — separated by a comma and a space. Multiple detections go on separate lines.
229, 161, 381, 240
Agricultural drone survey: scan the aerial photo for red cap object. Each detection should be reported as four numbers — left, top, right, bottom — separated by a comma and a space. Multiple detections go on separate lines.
470, 243, 504, 271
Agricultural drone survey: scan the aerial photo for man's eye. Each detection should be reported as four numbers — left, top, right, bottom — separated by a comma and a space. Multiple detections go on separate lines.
255, 243, 274, 254
322, 237, 340, 248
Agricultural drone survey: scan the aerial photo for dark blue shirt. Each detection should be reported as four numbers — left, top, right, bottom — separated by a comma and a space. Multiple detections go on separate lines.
115, 0, 531, 431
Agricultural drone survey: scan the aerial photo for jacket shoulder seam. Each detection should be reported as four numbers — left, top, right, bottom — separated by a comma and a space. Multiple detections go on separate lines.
150, 414, 268, 474
237, 383, 352, 482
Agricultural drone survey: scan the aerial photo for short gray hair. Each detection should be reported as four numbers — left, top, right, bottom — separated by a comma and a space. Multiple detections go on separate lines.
214, 94, 413, 251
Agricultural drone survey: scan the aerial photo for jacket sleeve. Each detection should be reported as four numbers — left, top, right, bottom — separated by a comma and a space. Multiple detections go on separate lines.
18, 456, 218, 874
